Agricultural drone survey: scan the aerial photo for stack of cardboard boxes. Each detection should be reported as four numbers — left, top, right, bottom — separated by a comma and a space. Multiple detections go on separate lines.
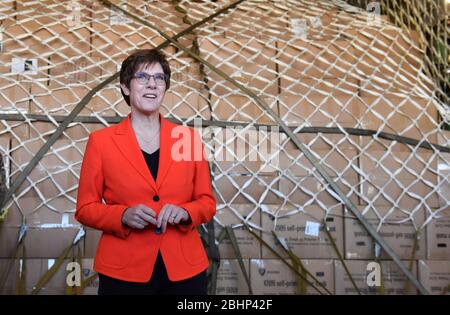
198, 3, 447, 295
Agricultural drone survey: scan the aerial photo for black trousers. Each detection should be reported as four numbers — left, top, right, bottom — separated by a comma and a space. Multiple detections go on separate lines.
98, 252, 208, 295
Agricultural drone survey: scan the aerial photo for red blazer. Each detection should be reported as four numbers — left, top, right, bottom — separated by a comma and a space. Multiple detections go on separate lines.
75, 114, 216, 282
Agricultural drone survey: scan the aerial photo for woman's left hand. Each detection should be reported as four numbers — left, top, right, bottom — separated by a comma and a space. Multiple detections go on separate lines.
157, 204, 190, 233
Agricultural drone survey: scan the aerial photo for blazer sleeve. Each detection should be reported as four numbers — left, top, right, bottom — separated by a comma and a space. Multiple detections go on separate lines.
75, 133, 131, 239
177, 130, 216, 232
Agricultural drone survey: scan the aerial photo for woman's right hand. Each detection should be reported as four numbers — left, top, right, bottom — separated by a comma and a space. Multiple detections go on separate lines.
121, 204, 157, 229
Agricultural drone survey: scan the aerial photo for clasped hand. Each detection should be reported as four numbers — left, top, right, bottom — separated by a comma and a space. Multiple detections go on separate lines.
122, 204, 189, 233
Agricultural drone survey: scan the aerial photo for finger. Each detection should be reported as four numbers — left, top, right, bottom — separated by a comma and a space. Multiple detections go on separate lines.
173, 212, 182, 224
166, 207, 176, 225
133, 213, 148, 226
133, 222, 145, 229
168, 212, 176, 225
136, 218, 148, 227
157, 205, 168, 228
141, 206, 157, 218
131, 218, 147, 228
161, 207, 173, 233
138, 210, 157, 225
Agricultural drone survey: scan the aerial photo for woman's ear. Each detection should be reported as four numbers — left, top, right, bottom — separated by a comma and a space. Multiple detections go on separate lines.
120, 84, 130, 96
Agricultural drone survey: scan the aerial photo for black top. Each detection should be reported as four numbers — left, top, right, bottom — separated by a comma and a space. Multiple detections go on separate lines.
141, 149, 160, 181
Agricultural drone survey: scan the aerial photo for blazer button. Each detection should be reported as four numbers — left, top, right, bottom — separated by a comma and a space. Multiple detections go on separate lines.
153, 195, 160, 202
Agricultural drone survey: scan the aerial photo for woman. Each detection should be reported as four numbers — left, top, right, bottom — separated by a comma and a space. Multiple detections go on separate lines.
76, 49, 216, 295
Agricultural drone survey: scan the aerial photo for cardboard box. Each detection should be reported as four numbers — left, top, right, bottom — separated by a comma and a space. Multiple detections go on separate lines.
359, 73, 435, 96
213, 174, 281, 205
359, 139, 439, 208
89, 85, 128, 116
344, 25, 424, 95
80, 258, 100, 295
347, 27, 422, 81
211, 94, 278, 125
28, 121, 104, 141
212, 127, 279, 176
0, 258, 16, 294
0, 0, 14, 18
0, 122, 29, 143
250, 259, 334, 295
28, 258, 74, 295
216, 259, 251, 295
280, 76, 359, 96
131, 0, 186, 35
437, 132, 450, 208
0, 258, 73, 295
13, 1, 91, 55
418, 260, 450, 295
81, 56, 127, 115
29, 54, 117, 115
278, 132, 360, 178
161, 91, 211, 121
276, 38, 358, 79
47, 54, 103, 88
280, 147, 359, 178
90, 1, 177, 57
198, 36, 278, 96
344, 205, 426, 260
218, 6, 287, 41
286, 9, 341, 41
261, 204, 344, 259
196, 93, 212, 121
278, 175, 359, 206
359, 94, 438, 143
334, 260, 418, 295
0, 56, 32, 113
0, 135, 11, 184
0, 55, 32, 139
4, 193, 80, 228
30, 84, 93, 115
0, 227, 20, 258
214, 204, 261, 259
278, 92, 362, 128
427, 208, 450, 260
84, 228, 102, 258
10, 137, 83, 211
169, 57, 203, 93
0, 226, 83, 258
183, 1, 222, 36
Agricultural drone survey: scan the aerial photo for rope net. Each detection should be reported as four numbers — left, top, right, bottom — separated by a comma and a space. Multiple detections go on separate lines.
0, 0, 449, 294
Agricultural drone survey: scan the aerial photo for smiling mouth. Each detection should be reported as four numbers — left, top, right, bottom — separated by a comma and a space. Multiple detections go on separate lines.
143, 93, 157, 99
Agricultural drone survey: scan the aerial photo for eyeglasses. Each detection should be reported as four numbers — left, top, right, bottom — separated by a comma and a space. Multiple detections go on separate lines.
133, 72, 166, 86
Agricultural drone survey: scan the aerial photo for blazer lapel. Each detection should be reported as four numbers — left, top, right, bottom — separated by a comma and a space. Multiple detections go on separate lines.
111, 115, 157, 192
156, 116, 174, 190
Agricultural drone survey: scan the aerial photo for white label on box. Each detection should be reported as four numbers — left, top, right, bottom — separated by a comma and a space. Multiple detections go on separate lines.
48, 259, 55, 269
11, 58, 38, 74
374, 243, 381, 258
231, 69, 243, 79
110, 5, 131, 25
290, 18, 307, 39
61, 213, 69, 227
310, 16, 322, 28
0, 30, 3, 53
305, 221, 320, 237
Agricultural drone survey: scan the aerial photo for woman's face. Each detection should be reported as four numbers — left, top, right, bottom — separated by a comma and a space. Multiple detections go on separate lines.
121, 62, 166, 114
